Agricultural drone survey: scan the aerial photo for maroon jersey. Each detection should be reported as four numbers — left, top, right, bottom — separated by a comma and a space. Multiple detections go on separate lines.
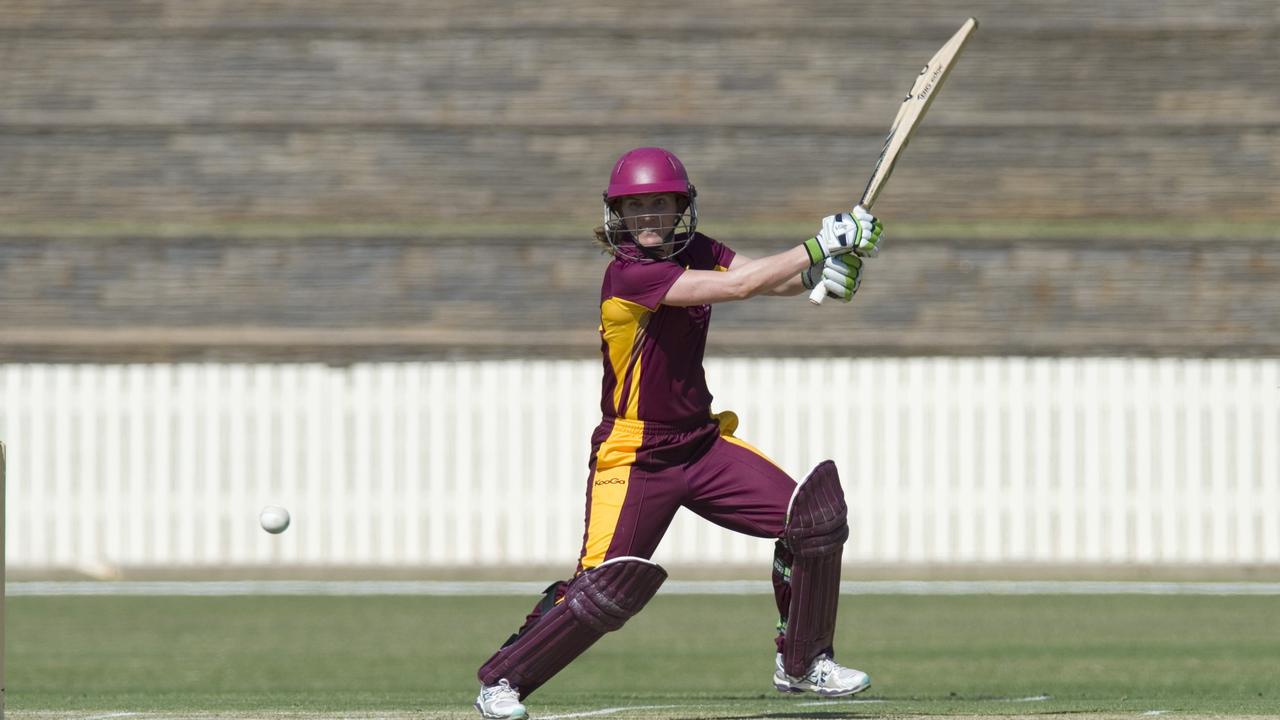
597, 232, 736, 425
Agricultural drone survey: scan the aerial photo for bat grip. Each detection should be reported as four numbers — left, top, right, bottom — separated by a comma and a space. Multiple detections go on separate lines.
807, 279, 828, 305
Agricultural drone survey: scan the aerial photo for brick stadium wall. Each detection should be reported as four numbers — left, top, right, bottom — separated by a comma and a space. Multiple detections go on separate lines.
1, 1, 1277, 359
1, 0, 1277, 222
2, 234, 1275, 362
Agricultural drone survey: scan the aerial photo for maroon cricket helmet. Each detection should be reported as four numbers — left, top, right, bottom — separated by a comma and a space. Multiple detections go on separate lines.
601, 147, 699, 261
605, 147, 696, 201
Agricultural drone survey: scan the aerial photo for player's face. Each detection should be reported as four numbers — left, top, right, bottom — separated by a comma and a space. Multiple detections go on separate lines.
617, 193, 682, 249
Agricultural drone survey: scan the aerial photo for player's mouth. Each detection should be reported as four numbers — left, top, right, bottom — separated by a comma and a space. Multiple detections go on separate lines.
635, 229, 666, 245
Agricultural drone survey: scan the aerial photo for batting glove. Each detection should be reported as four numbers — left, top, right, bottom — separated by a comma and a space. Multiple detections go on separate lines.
802, 205, 885, 263
801, 254, 863, 303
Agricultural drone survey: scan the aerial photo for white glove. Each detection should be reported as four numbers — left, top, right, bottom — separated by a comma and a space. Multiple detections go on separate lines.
801, 254, 862, 303
801, 205, 885, 262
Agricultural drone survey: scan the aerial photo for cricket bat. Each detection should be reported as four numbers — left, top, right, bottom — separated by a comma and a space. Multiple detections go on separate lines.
810, 17, 978, 305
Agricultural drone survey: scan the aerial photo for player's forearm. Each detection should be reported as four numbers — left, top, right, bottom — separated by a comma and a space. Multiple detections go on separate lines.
725, 245, 813, 299
728, 248, 810, 296
765, 274, 809, 296
664, 244, 815, 306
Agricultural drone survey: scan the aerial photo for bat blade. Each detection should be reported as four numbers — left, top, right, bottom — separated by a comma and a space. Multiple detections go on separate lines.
861, 17, 978, 210
810, 17, 978, 305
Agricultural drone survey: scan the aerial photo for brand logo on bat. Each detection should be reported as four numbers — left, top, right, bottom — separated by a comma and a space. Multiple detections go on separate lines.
916, 65, 945, 101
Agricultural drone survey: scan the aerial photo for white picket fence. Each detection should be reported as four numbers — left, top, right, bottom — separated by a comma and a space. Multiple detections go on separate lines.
1, 358, 1277, 569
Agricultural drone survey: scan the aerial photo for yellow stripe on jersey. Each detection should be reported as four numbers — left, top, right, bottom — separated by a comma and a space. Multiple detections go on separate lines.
622, 352, 643, 417
600, 297, 650, 418
581, 418, 645, 570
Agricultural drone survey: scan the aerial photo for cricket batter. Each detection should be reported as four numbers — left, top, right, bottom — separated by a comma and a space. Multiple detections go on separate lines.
475, 147, 884, 719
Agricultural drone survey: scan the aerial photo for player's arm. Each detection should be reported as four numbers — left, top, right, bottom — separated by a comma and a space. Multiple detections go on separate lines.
726, 252, 864, 302
661, 244, 814, 306
665, 207, 884, 306
728, 252, 807, 296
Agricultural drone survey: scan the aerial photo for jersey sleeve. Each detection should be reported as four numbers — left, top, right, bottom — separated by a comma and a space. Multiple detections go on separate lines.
609, 260, 686, 311
708, 236, 736, 271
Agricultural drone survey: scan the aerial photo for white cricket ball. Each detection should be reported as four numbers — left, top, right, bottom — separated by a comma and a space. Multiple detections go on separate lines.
259, 505, 291, 534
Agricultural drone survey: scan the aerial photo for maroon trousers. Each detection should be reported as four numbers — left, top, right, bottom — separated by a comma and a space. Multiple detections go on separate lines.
576, 415, 794, 572
491, 415, 807, 661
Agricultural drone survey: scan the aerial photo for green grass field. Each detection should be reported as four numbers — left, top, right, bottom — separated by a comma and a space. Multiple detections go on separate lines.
7, 592, 1280, 718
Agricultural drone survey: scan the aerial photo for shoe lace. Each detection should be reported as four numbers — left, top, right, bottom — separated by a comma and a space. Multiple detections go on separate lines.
809, 655, 837, 684
484, 679, 521, 702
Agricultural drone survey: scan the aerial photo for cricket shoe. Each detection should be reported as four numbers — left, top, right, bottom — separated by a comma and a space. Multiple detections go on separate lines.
773, 652, 871, 697
475, 678, 528, 719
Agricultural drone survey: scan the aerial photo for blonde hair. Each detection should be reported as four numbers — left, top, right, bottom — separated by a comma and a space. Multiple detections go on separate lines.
592, 225, 615, 255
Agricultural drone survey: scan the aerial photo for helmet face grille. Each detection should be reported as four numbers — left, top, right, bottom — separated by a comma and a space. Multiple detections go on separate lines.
602, 199, 699, 262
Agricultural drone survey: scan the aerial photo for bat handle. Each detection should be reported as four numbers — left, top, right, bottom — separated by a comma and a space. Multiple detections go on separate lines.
807, 280, 827, 305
